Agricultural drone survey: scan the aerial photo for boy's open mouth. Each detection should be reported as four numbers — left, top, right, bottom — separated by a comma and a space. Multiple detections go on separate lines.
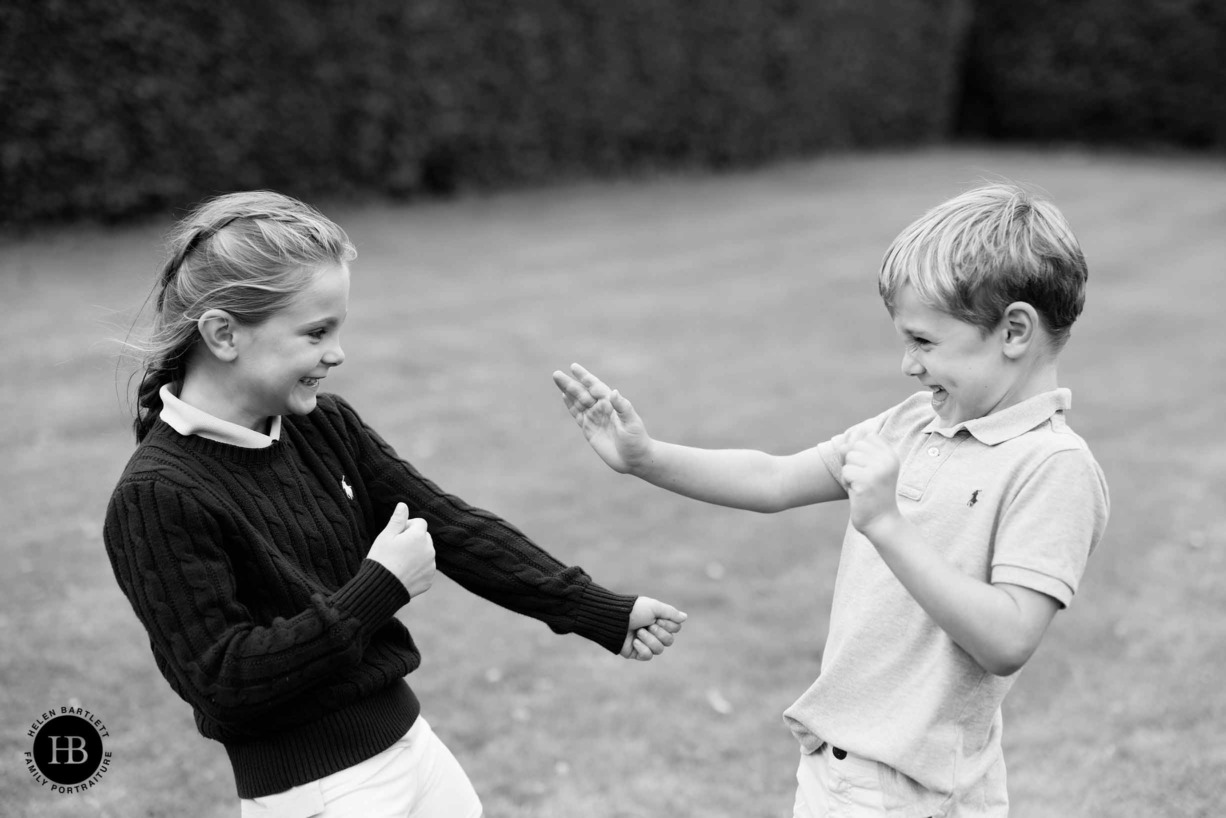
929, 385, 948, 406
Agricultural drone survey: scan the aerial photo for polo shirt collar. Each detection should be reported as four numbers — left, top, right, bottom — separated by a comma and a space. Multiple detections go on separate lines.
159, 384, 282, 449
923, 388, 1071, 446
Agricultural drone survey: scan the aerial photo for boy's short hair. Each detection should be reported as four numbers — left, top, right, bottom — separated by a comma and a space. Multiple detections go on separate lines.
878, 183, 1088, 349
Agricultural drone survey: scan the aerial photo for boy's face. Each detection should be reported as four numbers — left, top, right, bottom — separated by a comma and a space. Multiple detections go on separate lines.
891, 283, 1020, 426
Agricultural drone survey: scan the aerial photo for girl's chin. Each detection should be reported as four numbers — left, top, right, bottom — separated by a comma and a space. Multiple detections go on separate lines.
286, 393, 319, 415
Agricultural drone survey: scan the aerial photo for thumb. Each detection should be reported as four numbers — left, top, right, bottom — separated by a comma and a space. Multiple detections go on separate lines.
610, 390, 634, 419
648, 599, 687, 624
385, 502, 409, 530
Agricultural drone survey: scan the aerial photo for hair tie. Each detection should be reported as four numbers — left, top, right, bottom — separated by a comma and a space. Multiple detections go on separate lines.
160, 215, 243, 300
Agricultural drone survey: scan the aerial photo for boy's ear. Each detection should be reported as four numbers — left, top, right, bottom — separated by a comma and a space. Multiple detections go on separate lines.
1001, 301, 1040, 359
196, 309, 240, 362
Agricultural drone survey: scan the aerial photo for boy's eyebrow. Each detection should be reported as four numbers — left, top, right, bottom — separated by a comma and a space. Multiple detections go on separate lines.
896, 323, 934, 339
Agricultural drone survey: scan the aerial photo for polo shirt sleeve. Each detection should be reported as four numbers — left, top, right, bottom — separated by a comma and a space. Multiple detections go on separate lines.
990, 448, 1109, 607
815, 402, 907, 493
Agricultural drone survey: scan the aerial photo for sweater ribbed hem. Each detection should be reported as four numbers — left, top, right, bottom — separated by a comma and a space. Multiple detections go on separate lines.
572, 583, 637, 654
225, 680, 420, 798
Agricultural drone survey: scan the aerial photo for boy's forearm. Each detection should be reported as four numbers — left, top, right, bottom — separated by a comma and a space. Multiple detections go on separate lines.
632, 441, 788, 513
861, 514, 1046, 676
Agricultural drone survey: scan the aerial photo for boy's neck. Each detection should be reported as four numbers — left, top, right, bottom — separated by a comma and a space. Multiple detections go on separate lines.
993, 358, 1060, 417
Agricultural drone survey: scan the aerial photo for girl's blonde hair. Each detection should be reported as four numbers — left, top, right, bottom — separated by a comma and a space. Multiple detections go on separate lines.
130, 190, 356, 442
878, 183, 1087, 348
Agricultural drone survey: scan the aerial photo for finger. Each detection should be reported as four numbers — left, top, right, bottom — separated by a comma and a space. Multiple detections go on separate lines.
647, 623, 675, 647
570, 363, 613, 400
841, 465, 862, 491
632, 637, 653, 661
635, 628, 666, 655
552, 370, 597, 410
654, 617, 684, 634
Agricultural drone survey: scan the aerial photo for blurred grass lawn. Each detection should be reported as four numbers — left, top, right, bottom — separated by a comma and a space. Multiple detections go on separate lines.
2, 147, 1224, 817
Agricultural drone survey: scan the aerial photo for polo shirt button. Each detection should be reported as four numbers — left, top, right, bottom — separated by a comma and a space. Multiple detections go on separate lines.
927, 447, 940, 457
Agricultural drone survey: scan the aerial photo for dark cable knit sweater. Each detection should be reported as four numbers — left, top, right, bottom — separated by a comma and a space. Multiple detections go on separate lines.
103, 393, 636, 798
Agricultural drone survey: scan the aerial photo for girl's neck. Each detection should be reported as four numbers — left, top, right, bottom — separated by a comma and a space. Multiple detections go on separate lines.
178, 366, 271, 434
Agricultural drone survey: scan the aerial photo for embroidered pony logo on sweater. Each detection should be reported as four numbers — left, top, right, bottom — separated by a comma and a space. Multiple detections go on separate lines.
340, 475, 354, 500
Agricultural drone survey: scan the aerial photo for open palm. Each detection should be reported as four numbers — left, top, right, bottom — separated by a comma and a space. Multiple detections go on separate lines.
552, 363, 652, 474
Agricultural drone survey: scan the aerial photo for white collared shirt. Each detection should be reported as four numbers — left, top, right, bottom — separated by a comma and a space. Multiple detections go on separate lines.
159, 384, 283, 449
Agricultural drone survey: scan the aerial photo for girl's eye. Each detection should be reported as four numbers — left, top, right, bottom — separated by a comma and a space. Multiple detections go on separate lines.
308, 328, 327, 340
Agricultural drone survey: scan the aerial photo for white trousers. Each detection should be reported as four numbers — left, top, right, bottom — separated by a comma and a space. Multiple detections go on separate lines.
793, 744, 893, 818
240, 718, 482, 818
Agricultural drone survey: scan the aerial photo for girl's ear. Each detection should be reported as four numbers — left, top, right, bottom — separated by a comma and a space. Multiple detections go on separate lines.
1001, 301, 1040, 359
196, 309, 239, 362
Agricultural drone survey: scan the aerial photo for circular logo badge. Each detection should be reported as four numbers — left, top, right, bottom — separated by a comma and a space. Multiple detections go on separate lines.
26, 708, 112, 793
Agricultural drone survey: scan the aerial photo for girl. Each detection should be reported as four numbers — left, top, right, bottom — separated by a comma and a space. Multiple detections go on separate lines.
104, 191, 686, 817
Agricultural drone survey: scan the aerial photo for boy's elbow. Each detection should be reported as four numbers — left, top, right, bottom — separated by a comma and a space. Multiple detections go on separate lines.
980, 641, 1038, 677
982, 656, 1025, 678
747, 496, 789, 514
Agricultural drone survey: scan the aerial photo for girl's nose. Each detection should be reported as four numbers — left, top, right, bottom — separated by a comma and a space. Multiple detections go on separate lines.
324, 343, 345, 367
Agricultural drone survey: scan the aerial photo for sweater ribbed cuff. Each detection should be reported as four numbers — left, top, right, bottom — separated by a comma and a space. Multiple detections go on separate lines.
329, 559, 412, 628
572, 582, 638, 654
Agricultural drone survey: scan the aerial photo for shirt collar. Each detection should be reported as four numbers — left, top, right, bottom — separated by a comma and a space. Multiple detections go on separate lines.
159, 384, 282, 449
922, 388, 1072, 445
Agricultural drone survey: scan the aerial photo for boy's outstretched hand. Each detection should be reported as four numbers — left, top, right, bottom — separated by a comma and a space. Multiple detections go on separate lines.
552, 363, 653, 475
622, 597, 688, 661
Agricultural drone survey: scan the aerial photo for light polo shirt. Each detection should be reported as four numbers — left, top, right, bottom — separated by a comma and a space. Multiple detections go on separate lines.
783, 388, 1109, 815
159, 384, 282, 448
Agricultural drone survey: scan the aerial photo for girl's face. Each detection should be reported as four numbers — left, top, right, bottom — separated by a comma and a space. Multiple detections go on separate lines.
229, 262, 350, 430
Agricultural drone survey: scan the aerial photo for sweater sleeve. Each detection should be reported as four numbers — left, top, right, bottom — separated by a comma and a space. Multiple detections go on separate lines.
103, 477, 412, 724
329, 396, 636, 654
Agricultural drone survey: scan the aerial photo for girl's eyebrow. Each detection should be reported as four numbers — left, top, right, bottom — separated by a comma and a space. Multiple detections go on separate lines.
298, 315, 343, 330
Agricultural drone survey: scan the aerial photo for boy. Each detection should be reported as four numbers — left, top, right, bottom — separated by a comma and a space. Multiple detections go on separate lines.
552, 183, 1109, 816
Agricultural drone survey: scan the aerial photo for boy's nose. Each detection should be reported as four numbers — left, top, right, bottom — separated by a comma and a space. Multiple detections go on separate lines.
901, 350, 924, 376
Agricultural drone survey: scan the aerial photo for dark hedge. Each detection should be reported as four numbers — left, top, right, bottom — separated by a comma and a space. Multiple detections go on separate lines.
1, 1, 970, 226
957, 0, 1226, 148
